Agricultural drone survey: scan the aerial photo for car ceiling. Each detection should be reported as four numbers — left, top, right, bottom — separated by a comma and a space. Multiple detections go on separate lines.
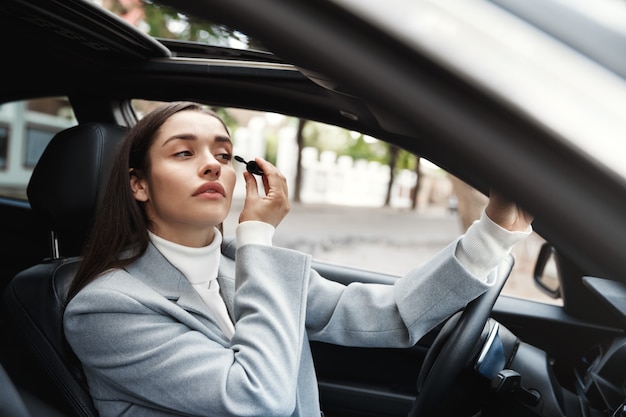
2, 0, 626, 283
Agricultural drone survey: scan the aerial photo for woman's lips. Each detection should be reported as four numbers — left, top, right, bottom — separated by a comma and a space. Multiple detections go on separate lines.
193, 182, 225, 198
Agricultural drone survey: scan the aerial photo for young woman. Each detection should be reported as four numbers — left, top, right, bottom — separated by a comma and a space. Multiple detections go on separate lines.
64, 101, 533, 417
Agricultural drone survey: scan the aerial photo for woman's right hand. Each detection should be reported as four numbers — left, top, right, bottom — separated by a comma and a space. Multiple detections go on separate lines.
238, 158, 290, 228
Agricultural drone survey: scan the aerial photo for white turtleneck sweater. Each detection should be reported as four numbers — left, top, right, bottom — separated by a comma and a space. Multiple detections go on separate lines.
148, 213, 530, 340
149, 229, 235, 339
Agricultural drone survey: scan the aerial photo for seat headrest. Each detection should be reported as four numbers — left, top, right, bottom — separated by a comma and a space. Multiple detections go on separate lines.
27, 123, 127, 257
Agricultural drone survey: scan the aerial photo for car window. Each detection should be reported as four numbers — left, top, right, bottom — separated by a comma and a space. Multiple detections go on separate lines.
0, 97, 76, 200
132, 99, 561, 305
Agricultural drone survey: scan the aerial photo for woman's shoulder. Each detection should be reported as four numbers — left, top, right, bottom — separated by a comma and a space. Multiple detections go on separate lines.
86, 267, 135, 289
65, 268, 152, 310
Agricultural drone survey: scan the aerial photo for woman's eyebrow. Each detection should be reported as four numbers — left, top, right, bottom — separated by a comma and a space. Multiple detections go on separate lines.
162, 134, 232, 146
215, 135, 233, 146
162, 134, 194, 146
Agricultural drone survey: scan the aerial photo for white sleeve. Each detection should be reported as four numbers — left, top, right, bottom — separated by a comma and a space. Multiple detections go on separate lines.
456, 210, 532, 283
235, 221, 275, 248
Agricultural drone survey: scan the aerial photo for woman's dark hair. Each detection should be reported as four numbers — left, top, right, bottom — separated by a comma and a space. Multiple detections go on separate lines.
68, 102, 228, 300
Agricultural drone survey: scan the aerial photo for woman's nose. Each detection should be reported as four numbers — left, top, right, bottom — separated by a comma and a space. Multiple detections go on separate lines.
200, 155, 221, 177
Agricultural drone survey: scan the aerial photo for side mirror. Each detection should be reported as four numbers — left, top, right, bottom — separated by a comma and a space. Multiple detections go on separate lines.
533, 243, 562, 299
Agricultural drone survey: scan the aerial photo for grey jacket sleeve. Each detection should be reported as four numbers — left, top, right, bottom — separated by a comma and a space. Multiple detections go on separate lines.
305, 238, 490, 347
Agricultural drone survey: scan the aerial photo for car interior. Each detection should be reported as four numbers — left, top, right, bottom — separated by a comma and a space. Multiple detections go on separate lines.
1, 1, 625, 417
3, 123, 127, 417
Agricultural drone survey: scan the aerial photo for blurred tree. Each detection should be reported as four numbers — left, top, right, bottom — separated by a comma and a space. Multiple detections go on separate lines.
384, 145, 400, 207
341, 134, 419, 208
293, 119, 307, 203
410, 156, 421, 210
101, 0, 265, 50
298, 124, 421, 208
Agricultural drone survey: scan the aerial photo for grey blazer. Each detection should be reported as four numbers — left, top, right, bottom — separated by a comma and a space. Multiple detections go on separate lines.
64, 237, 489, 417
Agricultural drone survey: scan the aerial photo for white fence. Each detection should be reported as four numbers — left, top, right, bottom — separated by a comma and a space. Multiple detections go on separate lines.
232, 119, 450, 209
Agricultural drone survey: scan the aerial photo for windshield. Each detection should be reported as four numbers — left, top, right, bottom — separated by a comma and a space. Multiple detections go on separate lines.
330, 0, 626, 180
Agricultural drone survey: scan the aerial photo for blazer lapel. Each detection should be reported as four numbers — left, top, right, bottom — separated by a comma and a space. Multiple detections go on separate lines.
127, 243, 228, 328
217, 253, 236, 322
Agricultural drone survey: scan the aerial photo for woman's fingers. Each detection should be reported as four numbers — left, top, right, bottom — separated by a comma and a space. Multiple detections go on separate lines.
239, 158, 290, 227
485, 190, 533, 232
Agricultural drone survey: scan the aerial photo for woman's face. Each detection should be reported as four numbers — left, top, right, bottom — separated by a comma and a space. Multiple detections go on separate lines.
131, 110, 236, 247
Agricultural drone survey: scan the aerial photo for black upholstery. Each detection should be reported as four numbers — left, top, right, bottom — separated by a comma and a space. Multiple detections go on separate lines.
0, 363, 31, 417
3, 123, 127, 417
27, 123, 127, 257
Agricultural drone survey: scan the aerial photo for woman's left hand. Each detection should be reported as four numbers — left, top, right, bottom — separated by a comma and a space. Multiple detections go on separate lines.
485, 190, 533, 232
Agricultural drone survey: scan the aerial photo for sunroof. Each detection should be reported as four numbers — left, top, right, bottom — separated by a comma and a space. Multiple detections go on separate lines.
92, 0, 267, 51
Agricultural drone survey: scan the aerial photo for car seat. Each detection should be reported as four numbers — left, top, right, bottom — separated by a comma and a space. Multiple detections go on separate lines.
0, 362, 32, 417
3, 123, 127, 417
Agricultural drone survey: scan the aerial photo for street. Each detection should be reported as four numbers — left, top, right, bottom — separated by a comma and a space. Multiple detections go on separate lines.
224, 199, 555, 304
224, 199, 462, 275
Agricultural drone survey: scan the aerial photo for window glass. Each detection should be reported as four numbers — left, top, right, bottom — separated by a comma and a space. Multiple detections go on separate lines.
24, 126, 57, 168
131, 99, 561, 305
0, 125, 8, 171
96, 0, 264, 50
0, 97, 75, 200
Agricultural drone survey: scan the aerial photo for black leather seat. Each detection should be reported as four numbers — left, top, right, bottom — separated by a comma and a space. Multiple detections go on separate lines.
3, 123, 127, 417
0, 363, 31, 417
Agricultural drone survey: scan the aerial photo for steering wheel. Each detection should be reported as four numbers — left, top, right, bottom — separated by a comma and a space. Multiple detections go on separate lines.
407, 254, 514, 417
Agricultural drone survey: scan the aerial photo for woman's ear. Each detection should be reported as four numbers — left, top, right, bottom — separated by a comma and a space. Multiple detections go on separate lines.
130, 169, 149, 202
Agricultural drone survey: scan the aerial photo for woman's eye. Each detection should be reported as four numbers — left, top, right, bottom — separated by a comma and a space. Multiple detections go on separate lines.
174, 150, 193, 157
217, 153, 233, 162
